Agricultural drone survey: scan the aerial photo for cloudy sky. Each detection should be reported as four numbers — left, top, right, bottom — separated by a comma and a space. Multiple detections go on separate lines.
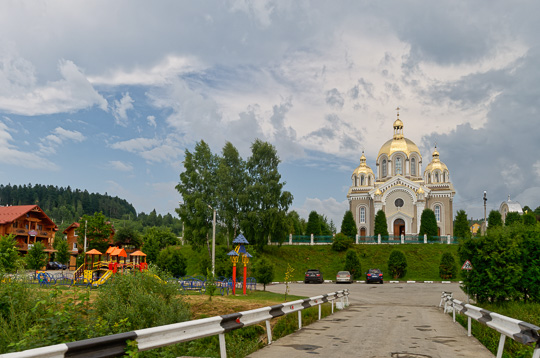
0, 1, 539, 226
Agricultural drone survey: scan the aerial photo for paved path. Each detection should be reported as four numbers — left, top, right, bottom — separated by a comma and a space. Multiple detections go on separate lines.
248, 282, 494, 358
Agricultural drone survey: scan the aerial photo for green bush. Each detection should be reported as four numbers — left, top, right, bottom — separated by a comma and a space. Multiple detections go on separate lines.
156, 246, 187, 278
94, 269, 191, 331
253, 257, 275, 291
439, 252, 457, 279
332, 233, 353, 252
387, 249, 407, 279
0, 234, 20, 273
344, 250, 361, 279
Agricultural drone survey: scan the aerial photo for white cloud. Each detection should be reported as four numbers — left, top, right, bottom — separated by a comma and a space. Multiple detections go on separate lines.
109, 160, 133, 172
112, 92, 134, 126
147, 115, 156, 128
111, 137, 160, 153
53, 127, 85, 142
0, 57, 108, 115
111, 135, 183, 164
39, 126, 86, 155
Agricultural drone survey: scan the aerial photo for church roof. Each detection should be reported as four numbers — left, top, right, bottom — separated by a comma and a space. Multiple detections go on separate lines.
377, 137, 421, 158
424, 147, 449, 172
353, 152, 374, 176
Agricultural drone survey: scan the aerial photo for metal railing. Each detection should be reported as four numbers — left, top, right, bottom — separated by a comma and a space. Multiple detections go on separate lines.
0, 289, 350, 358
439, 292, 540, 358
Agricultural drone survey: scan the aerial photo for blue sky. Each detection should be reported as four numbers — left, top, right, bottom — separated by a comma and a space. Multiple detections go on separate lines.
1, 1, 540, 225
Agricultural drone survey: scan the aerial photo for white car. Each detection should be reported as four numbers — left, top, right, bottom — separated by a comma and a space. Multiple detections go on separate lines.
336, 271, 353, 284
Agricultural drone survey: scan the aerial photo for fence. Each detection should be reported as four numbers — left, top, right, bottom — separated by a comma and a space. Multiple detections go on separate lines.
439, 292, 540, 358
269, 233, 461, 246
0, 289, 350, 358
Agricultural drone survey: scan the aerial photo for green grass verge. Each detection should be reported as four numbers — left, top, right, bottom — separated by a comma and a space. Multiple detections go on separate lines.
180, 243, 460, 282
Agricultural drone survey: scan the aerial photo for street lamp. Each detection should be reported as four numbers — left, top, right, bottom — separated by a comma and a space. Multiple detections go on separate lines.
208, 205, 216, 276
483, 191, 487, 229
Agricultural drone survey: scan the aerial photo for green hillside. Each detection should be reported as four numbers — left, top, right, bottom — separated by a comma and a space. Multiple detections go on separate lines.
180, 244, 461, 282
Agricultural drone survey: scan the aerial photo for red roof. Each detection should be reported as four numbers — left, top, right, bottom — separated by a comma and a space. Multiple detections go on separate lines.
63, 222, 80, 234
0, 205, 56, 228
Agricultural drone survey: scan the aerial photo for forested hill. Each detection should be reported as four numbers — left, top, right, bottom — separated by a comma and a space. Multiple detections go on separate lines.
0, 184, 136, 223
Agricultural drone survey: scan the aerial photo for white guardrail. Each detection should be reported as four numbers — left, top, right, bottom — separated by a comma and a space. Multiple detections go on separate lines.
0, 289, 349, 358
439, 292, 540, 358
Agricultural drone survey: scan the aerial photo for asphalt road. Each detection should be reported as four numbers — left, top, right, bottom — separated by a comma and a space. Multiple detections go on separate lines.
248, 282, 494, 358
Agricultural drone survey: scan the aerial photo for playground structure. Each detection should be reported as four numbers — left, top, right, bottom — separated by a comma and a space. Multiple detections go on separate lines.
73, 247, 148, 287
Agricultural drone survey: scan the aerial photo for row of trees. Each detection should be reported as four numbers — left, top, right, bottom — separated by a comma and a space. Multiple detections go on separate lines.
176, 140, 293, 252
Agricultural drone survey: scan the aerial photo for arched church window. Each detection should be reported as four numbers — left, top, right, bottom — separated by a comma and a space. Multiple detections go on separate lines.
382, 159, 387, 177
360, 207, 366, 223
361, 175, 364, 186
395, 157, 402, 175
435, 172, 439, 182
411, 157, 416, 176
435, 205, 441, 222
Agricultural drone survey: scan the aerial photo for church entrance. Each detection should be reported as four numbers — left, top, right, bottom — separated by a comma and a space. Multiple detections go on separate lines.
360, 227, 366, 237
393, 219, 405, 237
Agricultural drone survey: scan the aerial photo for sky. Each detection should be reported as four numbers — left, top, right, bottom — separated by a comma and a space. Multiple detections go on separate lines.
0, 1, 539, 226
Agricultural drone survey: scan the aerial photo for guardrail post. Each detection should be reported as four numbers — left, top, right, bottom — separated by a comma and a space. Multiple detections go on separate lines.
219, 333, 227, 358
424, 234, 427, 243
331, 299, 334, 313
318, 304, 321, 320
496, 334, 506, 358
310, 234, 314, 245
533, 346, 540, 358
468, 317, 471, 337
377, 234, 381, 244
452, 303, 456, 322
265, 320, 272, 344
298, 311, 302, 329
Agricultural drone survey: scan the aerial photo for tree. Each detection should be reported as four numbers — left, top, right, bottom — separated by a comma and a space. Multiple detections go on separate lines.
253, 258, 275, 291
453, 210, 471, 239
305, 211, 321, 235
286, 210, 304, 235
374, 210, 389, 237
114, 225, 143, 248
319, 215, 332, 235
156, 246, 187, 278
419, 209, 438, 238
0, 234, 20, 273
216, 142, 247, 246
142, 227, 179, 264
25, 242, 48, 273
176, 140, 219, 252
505, 212, 522, 226
54, 239, 70, 270
487, 210, 503, 229
439, 252, 457, 279
344, 250, 361, 279
387, 249, 407, 279
523, 211, 537, 226
77, 212, 114, 253
241, 140, 293, 250
340, 211, 357, 238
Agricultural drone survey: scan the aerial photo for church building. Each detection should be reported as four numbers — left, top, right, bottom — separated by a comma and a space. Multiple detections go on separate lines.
347, 110, 455, 237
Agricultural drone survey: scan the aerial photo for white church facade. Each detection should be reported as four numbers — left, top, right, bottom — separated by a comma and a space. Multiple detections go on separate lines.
347, 111, 455, 237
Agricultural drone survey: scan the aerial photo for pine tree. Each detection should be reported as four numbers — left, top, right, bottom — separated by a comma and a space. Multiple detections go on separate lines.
419, 209, 438, 239
374, 210, 389, 237
488, 210, 503, 229
340, 211, 357, 238
453, 210, 471, 239
306, 211, 321, 235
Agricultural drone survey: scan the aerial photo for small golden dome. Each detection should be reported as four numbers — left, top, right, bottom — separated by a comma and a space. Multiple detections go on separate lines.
374, 188, 382, 195
417, 187, 424, 194
353, 151, 374, 177
393, 118, 404, 128
424, 147, 449, 173
377, 114, 421, 159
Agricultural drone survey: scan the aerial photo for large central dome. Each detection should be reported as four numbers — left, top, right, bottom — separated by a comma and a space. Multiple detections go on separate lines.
377, 117, 420, 159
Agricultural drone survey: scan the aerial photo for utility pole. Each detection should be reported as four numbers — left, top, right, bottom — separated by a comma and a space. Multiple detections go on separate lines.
84, 220, 88, 253
208, 205, 216, 276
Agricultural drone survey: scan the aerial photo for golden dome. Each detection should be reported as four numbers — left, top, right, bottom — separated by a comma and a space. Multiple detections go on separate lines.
374, 188, 382, 195
353, 151, 374, 176
417, 187, 424, 194
393, 118, 404, 128
424, 147, 448, 172
377, 137, 421, 158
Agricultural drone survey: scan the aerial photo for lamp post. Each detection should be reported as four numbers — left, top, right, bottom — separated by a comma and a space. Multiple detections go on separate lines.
208, 205, 216, 276
227, 250, 239, 295
242, 252, 252, 296
483, 191, 487, 230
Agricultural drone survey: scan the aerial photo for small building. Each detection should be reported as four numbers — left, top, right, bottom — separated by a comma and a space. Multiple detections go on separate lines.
499, 196, 523, 223
0, 205, 58, 256
63, 222, 80, 270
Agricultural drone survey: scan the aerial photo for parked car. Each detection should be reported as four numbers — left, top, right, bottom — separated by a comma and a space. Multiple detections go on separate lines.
304, 269, 324, 284
55, 262, 67, 270
46, 261, 61, 270
366, 268, 383, 284
336, 271, 353, 284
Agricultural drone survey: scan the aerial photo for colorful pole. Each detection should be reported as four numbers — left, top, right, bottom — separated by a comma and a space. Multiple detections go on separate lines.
243, 263, 247, 295
232, 263, 237, 295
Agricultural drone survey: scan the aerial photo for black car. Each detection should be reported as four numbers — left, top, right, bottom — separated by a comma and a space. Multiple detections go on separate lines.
304, 269, 324, 284
366, 268, 383, 284
55, 262, 67, 270
46, 261, 61, 270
